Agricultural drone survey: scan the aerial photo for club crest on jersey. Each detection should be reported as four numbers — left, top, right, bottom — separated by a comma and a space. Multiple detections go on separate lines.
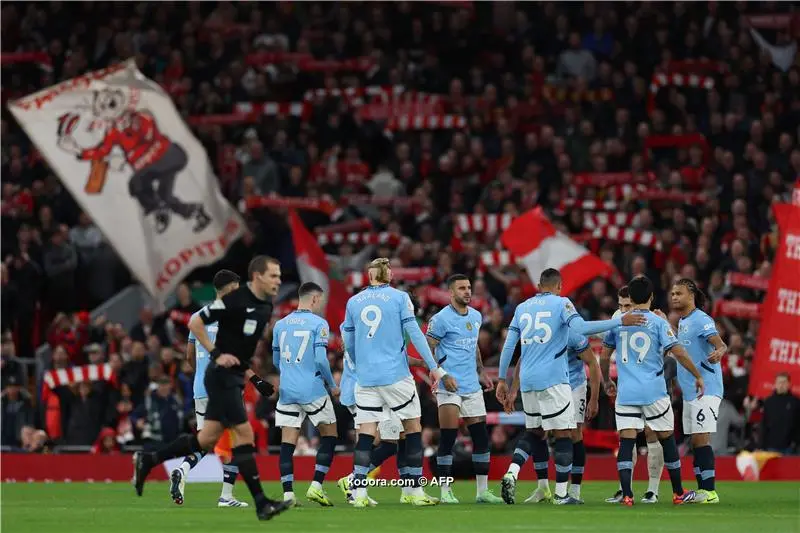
466, 322, 473, 331
320, 328, 329, 338
565, 302, 575, 313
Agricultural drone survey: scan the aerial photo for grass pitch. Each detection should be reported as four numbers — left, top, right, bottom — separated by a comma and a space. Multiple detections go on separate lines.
3, 481, 799, 533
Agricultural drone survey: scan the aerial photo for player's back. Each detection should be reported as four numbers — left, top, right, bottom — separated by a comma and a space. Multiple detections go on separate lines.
429, 305, 482, 394
605, 310, 678, 405
190, 309, 217, 399
513, 292, 573, 391
344, 285, 412, 387
273, 310, 328, 405
677, 309, 722, 401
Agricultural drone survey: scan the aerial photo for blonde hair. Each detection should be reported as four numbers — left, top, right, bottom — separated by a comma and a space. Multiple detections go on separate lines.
368, 257, 392, 284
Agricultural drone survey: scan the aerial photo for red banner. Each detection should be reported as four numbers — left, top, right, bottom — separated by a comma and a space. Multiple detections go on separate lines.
750, 203, 800, 398
713, 299, 762, 320
726, 272, 771, 291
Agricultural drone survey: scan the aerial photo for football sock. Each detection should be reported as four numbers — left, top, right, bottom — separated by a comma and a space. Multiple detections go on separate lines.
469, 422, 490, 495
353, 433, 374, 497
647, 440, 664, 494
369, 441, 398, 472
659, 436, 684, 495
279, 442, 296, 494
571, 439, 586, 488
617, 437, 636, 498
397, 438, 410, 494
438, 428, 458, 488
553, 437, 573, 498
232, 444, 267, 508
155, 434, 201, 464
695, 445, 716, 491
179, 451, 206, 476
220, 463, 238, 499
532, 432, 550, 485
313, 436, 337, 485
693, 454, 701, 487
405, 432, 424, 494
509, 431, 535, 478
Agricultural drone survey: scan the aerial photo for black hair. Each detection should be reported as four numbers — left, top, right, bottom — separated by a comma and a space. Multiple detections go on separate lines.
675, 278, 707, 309
628, 276, 654, 305
446, 274, 470, 288
248, 255, 279, 279
212, 269, 240, 290
539, 268, 562, 287
298, 282, 324, 298
617, 285, 630, 299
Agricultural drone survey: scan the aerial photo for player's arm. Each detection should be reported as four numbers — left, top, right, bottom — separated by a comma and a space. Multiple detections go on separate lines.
341, 306, 357, 365
562, 298, 645, 335
503, 361, 521, 414
245, 367, 274, 396
496, 313, 521, 404
400, 295, 439, 373
476, 343, 493, 391
185, 332, 196, 371
706, 334, 727, 364
599, 339, 616, 396
580, 346, 601, 420
668, 344, 704, 397
192, 297, 239, 366
314, 322, 337, 390
407, 356, 427, 368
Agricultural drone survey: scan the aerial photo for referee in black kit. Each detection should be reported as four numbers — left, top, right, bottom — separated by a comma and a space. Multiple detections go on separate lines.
133, 256, 289, 521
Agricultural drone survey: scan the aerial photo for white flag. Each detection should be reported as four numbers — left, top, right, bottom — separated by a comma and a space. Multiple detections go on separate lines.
8, 60, 245, 304
750, 27, 798, 72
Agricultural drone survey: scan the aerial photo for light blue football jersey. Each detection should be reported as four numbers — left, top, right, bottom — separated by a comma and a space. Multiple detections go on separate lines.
603, 310, 679, 406
567, 330, 590, 390
676, 309, 722, 401
427, 305, 483, 395
339, 349, 357, 408
271, 310, 334, 405
342, 285, 435, 387
499, 293, 580, 392
189, 309, 217, 399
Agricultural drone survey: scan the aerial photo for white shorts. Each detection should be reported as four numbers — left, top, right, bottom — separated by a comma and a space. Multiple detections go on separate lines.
195, 397, 208, 430
354, 376, 420, 426
615, 397, 674, 432
521, 383, 576, 431
571, 383, 587, 425
275, 394, 337, 428
347, 404, 403, 440
436, 390, 487, 418
682, 395, 722, 435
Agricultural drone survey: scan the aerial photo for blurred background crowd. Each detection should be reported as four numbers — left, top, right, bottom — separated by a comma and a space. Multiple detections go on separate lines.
2, 2, 799, 457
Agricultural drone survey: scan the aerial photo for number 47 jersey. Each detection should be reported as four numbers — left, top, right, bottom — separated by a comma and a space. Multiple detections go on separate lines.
272, 310, 332, 405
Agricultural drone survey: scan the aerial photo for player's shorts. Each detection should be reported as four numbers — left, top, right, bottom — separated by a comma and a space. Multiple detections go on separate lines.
571, 382, 587, 425
355, 376, 420, 425
436, 389, 487, 418
682, 395, 722, 435
521, 383, 576, 431
346, 404, 403, 440
194, 397, 208, 430
275, 394, 337, 428
203, 367, 247, 427
615, 396, 674, 432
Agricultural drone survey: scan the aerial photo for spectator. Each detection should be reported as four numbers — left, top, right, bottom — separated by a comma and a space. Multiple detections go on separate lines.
169, 282, 200, 340
129, 307, 169, 347
63, 382, 104, 447
1, 375, 34, 448
760, 373, 800, 454
241, 140, 280, 197
120, 341, 149, 405
42, 227, 79, 314
557, 32, 597, 81
131, 376, 183, 449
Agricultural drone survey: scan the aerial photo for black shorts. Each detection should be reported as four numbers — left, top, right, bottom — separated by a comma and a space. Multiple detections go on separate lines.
203, 365, 247, 428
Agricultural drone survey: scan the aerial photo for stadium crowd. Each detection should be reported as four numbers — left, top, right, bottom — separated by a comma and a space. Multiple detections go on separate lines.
1, 2, 799, 457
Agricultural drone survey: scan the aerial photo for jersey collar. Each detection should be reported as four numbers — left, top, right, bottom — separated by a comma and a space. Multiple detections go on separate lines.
449, 304, 468, 316
538, 292, 552, 296
367, 284, 389, 289
680, 308, 699, 321
293, 309, 312, 314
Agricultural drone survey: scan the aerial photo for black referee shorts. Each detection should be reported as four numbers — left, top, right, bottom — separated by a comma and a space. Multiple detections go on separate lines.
203, 365, 248, 428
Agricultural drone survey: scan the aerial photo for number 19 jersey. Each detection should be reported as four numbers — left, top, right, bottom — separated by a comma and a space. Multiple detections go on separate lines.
342, 284, 415, 387
603, 310, 678, 406
509, 293, 580, 392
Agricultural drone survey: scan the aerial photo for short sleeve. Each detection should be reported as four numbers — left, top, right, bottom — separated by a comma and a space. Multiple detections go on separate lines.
561, 297, 579, 326
602, 327, 617, 349
400, 292, 416, 326
201, 293, 234, 324
660, 318, 679, 352
698, 315, 719, 339
427, 313, 447, 341
315, 320, 330, 348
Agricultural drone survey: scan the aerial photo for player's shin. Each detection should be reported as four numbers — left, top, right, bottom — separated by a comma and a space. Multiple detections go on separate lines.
155, 434, 202, 464
468, 422, 490, 495
532, 433, 550, 488
313, 436, 337, 489
695, 445, 715, 492
646, 440, 664, 495
693, 454, 702, 487
553, 437, 573, 498
617, 438, 637, 498
397, 438, 410, 494
659, 436, 684, 495
438, 428, 458, 493
369, 441, 398, 473
570, 440, 586, 498
180, 451, 206, 476
279, 442, 296, 499
405, 432, 424, 496
220, 464, 238, 500
231, 444, 269, 507
353, 433, 375, 499
509, 431, 534, 478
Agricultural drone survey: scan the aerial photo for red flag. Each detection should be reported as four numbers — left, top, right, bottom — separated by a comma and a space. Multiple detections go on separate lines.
750, 203, 800, 398
288, 210, 348, 333
500, 207, 613, 295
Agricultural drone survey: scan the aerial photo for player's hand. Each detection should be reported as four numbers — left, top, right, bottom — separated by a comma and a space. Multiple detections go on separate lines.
479, 371, 494, 392
216, 354, 240, 368
442, 375, 458, 392
620, 312, 647, 327
58, 135, 80, 155
495, 380, 508, 404
503, 389, 518, 414
604, 380, 617, 397
586, 398, 599, 421
695, 377, 705, 398
652, 309, 668, 320
708, 347, 727, 364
